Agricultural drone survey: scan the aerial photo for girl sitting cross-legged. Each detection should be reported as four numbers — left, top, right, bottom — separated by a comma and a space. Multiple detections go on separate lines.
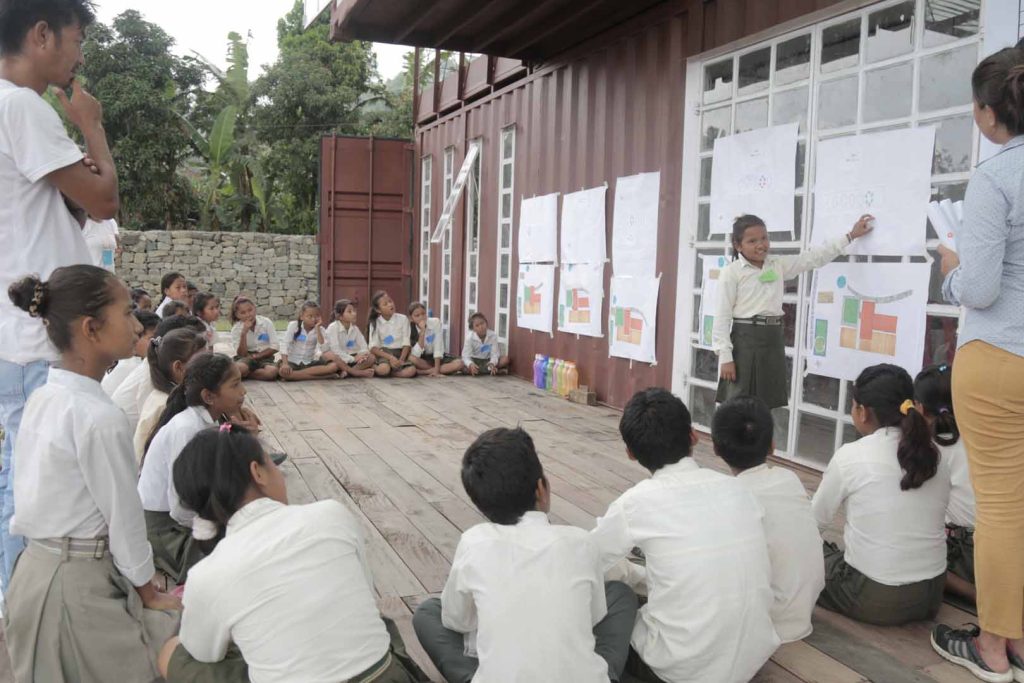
408, 302, 463, 377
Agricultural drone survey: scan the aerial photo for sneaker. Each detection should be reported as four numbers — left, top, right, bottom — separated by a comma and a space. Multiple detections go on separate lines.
931, 624, 1013, 683
1007, 645, 1024, 682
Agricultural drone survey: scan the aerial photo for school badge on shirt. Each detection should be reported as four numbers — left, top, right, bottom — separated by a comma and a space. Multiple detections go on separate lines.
384, 334, 395, 345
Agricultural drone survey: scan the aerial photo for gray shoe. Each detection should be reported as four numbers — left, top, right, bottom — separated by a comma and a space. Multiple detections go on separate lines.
931, 624, 1013, 683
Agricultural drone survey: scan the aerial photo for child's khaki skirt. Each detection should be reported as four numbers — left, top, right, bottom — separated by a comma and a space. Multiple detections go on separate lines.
5, 539, 180, 683
717, 319, 788, 409
146, 510, 206, 583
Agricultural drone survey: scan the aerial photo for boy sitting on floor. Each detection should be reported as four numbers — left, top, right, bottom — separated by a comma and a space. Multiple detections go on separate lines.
591, 388, 779, 683
712, 396, 825, 643
413, 427, 638, 682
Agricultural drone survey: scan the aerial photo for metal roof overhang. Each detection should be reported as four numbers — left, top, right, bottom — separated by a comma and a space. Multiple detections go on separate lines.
330, 0, 669, 61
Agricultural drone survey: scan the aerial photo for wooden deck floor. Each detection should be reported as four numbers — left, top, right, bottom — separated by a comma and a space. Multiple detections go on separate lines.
249, 375, 979, 683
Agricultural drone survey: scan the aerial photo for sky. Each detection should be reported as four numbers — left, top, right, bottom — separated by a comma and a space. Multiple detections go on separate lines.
93, 1, 411, 80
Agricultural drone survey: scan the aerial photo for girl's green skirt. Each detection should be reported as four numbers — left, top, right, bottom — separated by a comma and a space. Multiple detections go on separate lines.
716, 322, 788, 409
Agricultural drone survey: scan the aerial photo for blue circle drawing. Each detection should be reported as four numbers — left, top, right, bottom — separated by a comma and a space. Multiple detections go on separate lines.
718, 256, 726, 267
837, 276, 847, 288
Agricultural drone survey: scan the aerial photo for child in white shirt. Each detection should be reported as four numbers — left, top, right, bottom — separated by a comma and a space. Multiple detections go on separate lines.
229, 295, 279, 381
322, 298, 375, 378
367, 290, 416, 378
102, 309, 158, 396
461, 312, 509, 376
279, 301, 339, 381
408, 302, 463, 376
413, 427, 637, 683
157, 272, 188, 318
712, 396, 825, 643
191, 292, 220, 348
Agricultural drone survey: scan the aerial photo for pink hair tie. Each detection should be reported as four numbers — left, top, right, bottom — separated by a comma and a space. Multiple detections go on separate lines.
219, 423, 232, 433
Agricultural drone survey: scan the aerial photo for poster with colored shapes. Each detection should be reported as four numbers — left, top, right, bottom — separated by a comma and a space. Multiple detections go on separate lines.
807, 262, 930, 381
517, 193, 559, 263
811, 127, 935, 257
698, 254, 730, 348
612, 172, 661, 278
557, 262, 604, 337
561, 186, 607, 265
608, 275, 660, 363
710, 123, 798, 235
516, 263, 555, 334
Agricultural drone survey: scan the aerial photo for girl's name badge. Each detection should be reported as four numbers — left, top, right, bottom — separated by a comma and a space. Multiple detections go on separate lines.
346, 339, 356, 349
426, 334, 435, 344
297, 333, 307, 342
758, 269, 780, 283
384, 334, 395, 345
101, 249, 114, 267
480, 344, 492, 354
258, 332, 270, 342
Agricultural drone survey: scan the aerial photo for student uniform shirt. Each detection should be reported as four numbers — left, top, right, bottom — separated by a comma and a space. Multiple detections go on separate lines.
111, 358, 155, 432
411, 317, 445, 359
231, 316, 278, 354
368, 314, 411, 350
811, 427, 952, 585
137, 406, 216, 527
441, 511, 610, 683
133, 389, 169, 463
590, 459, 779, 683
461, 329, 501, 367
10, 369, 154, 586
324, 321, 368, 363
156, 296, 179, 319
736, 464, 825, 643
180, 498, 390, 683
0, 79, 91, 365
202, 320, 217, 348
282, 321, 322, 365
101, 356, 142, 396
942, 440, 975, 528
82, 218, 119, 272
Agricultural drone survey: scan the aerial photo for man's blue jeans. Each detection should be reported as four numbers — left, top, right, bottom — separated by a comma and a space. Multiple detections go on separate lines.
0, 359, 49, 591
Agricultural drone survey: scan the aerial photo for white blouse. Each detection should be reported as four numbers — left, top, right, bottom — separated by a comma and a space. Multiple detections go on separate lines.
101, 355, 141, 396
282, 321, 324, 365
110, 358, 155, 434
411, 317, 445, 359
324, 321, 368, 363
943, 440, 976, 528
461, 329, 500, 366
137, 405, 216, 527
133, 389, 169, 465
230, 316, 278, 354
368, 313, 410, 350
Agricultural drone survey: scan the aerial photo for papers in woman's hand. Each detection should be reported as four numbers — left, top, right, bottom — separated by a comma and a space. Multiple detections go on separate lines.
927, 199, 962, 252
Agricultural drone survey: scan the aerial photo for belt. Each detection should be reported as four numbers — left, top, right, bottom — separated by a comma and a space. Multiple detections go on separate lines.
32, 537, 109, 559
733, 315, 783, 326
346, 651, 393, 683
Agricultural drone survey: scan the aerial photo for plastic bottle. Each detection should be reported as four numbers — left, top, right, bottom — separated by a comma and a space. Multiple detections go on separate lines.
532, 354, 544, 388
545, 357, 556, 392
554, 359, 564, 395
558, 360, 570, 397
565, 362, 579, 395
537, 355, 549, 389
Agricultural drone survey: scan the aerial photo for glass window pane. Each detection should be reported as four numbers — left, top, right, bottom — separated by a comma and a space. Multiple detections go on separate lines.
920, 46, 977, 113
498, 313, 507, 338
738, 47, 770, 95
704, 58, 733, 105
469, 282, 476, 305
701, 106, 731, 152
501, 223, 510, 248
867, 2, 915, 63
795, 140, 806, 190
924, 0, 980, 47
691, 347, 719, 382
773, 407, 791, 451
690, 385, 718, 427
822, 19, 860, 73
502, 193, 511, 219
692, 294, 702, 332
776, 34, 811, 86
699, 157, 713, 197
925, 314, 958, 366
736, 97, 768, 133
502, 164, 512, 188
470, 254, 477, 278
864, 62, 912, 122
442, 304, 449, 322
931, 115, 973, 174
783, 302, 797, 348
804, 374, 841, 410
500, 283, 508, 306
797, 412, 837, 466
819, 76, 858, 128
772, 86, 809, 133
444, 252, 451, 274
697, 203, 711, 242
502, 130, 513, 159
842, 423, 860, 446
501, 254, 509, 279
443, 279, 449, 298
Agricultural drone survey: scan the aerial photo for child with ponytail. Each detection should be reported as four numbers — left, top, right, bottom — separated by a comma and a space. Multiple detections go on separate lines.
102, 309, 159, 396
230, 295, 279, 381
279, 301, 339, 381
812, 363, 952, 626
322, 298, 375, 378
157, 425, 429, 683
408, 302, 463, 376
367, 290, 417, 378
6, 266, 180, 682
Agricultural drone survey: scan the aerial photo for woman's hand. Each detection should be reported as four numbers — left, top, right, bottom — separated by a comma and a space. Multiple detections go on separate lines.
720, 362, 737, 382
848, 214, 875, 240
938, 245, 961, 276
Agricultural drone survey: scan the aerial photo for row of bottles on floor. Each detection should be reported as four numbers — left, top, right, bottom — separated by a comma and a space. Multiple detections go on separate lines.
532, 355, 579, 397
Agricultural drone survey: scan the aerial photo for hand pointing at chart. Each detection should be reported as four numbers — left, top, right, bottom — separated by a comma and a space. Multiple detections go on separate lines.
847, 214, 875, 242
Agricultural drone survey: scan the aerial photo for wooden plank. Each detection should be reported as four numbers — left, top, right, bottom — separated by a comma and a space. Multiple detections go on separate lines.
281, 460, 317, 505
806, 613, 943, 683
920, 662, 991, 683
377, 595, 444, 683
771, 640, 869, 683
752, 660, 807, 683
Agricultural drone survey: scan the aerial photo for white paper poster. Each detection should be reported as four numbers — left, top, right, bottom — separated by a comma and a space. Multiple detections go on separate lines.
811, 127, 935, 256
608, 275, 659, 363
517, 193, 559, 263
557, 263, 604, 337
561, 186, 607, 264
699, 254, 730, 348
807, 262, 930, 382
710, 123, 798, 235
515, 263, 555, 334
612, 172, 660, 277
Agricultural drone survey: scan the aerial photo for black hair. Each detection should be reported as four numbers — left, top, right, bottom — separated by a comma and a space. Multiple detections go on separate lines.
153, 314, 207, 339
461, 427, 545, 525
712, 396, 774, 471
230, 295, 255, 324
731, 214, 766, 261
333, 298, 355, 321
973, 47, 1024, 136
131, 287, 151, 308
134, 310, 160, 334
0, 0, 95, 55
914, 364, 959, 447
367, 290, 389, 332
619, 388, 693, 473
163, 300, 189, 318
852, 364, 939, 491
187, 281, 198, 293
147, 328, 206, 395
468, 311, 487, 329
160, 272, 185, 297
408, 302, 427, 346
192, 292, 219, 319
293, 301, 320, 340
146, 353, 235, 455
8, 266, 119, 352
173, 424, 268, 534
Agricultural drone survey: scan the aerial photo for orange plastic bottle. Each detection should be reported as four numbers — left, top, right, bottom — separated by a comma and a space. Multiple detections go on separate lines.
565, 362, 579, 395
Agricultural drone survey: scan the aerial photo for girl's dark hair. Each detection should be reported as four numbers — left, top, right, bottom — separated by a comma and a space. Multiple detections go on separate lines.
367, 290, 388, 332
914, 364, 959, 447
148, 328, 207, 395
192, 292, 218, 318
163, 301, 189, 318
173, 424, 268, 533
333, 298, 355, 320
230, 295, 255, 324
187, 281, 198, 293
852, 364, 939, 491
973, 47, 1024, 136
131, 287, 150, 307
731, 214, 766, 260
146, 352, 235, 455
293, 301, 319, 340
408, 302, 427, 345
135, 310, 160, 333
468, 311, 487, 329
8, 266, 119, 352
160, 272, 185, 297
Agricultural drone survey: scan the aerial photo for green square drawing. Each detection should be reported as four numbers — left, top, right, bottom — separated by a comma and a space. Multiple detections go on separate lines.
702, 315, 714, 346
614, 307, 624, 327
558, 304, 565, 325
814, 319, 828, 357
842, 297, 860, 326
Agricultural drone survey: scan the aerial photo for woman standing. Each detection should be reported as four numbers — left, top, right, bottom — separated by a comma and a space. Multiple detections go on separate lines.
931, 47, 1024, 683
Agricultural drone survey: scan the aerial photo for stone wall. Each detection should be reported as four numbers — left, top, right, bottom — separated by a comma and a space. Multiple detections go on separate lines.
117, 230, 319, 319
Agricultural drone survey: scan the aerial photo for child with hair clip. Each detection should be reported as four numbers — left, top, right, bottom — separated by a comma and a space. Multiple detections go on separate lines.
6, 266, 181, 682
162, 301, 190, 319
408, 302, 463, 377
812, 364, 952, 626
279, 301, 339, 381
157, 425, 430, 683
230, 295, 279, 381
192, 292, 220, 348
368, 290, 416, 378
915, 364, 976, 601
322, 298, 375, 378
185, 282, 198, 311
133, 329, 208, 464
461, 312, 510, 376
138, 353, 247, 582
132, 287, 153, 312
157, 272, 188, 318
103, 309, 159, 396
714, 213, 874, 408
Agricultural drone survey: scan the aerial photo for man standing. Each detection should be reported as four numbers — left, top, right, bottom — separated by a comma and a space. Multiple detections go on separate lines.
82, 217, 121, 272
0, 0, 119, 590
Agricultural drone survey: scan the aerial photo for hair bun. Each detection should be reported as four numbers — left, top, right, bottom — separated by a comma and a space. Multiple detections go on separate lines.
7, 275, 49, 318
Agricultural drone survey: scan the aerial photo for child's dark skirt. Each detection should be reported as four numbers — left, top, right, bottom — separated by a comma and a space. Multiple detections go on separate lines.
717, 320, 788, 409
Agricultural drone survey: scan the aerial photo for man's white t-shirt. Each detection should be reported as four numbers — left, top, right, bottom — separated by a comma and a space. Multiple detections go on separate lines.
0, 79, 91, 364
82, 218, 119, 272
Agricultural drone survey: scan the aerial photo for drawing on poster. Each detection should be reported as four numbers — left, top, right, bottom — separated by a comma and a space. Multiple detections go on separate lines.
698, 254, 729, 347
517, 193, 559, 263
811, 127, 935, 256
710, 123, 798, 235
612, 172, 660, 278
558, 262, 604, 337
807, 262, 930, 381
561, 186, 607, 265
608, 275, 659, 363
516, 263, 555, 334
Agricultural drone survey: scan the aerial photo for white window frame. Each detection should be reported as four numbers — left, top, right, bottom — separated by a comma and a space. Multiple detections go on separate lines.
672, 0, 982, 470
442, 146, 455, 349
419, 155, 432, 306
495, 125, 516, 346
464, 138, 483, 329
